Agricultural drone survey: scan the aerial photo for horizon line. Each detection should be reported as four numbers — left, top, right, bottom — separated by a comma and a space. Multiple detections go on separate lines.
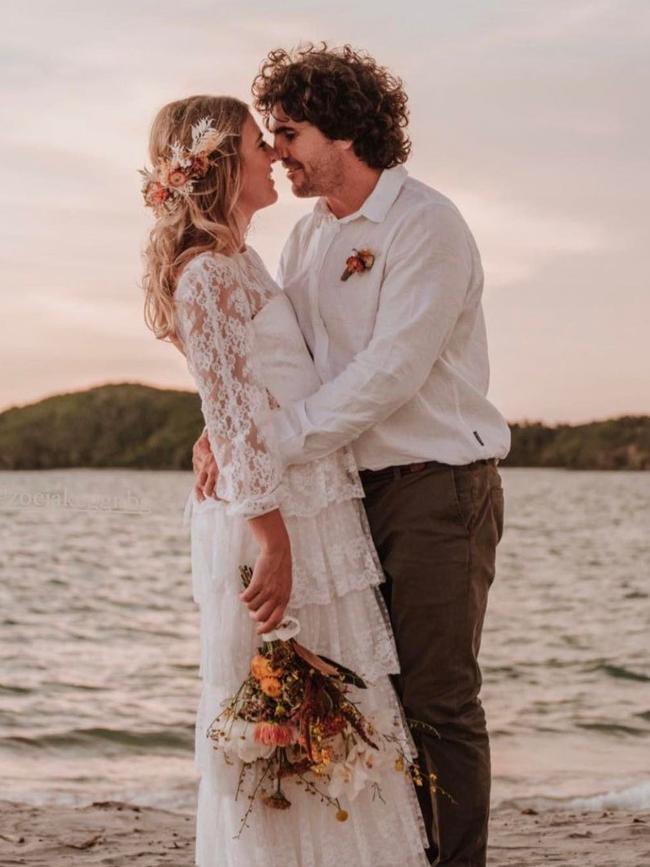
1, 380, 647, 428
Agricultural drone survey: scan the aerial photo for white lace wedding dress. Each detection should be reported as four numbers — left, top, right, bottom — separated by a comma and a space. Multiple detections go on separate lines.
175, 247, 429, 867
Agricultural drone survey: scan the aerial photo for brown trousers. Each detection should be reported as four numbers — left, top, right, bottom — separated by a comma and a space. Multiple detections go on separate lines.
361, 461, 504, 867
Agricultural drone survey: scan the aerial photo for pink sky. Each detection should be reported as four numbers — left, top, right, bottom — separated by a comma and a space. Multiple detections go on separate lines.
2, 1, 648, 423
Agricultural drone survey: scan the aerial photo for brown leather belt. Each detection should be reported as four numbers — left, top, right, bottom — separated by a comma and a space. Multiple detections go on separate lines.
359, 457, 498, 486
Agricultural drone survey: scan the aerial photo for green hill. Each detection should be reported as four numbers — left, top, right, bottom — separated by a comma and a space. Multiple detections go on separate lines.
0, 384, 203, 470
0, 384, 648, 470
503, 416, 650, 470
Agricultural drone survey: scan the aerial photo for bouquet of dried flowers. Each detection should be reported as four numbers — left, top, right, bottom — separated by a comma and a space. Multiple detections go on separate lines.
206, 565, 421, 836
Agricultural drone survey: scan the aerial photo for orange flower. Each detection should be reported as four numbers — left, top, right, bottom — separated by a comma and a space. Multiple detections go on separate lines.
346, 255, 365, 272
254, 722, 296, 746
250, 654, 281, 680
167, 168, 188, 188
259, 676, 282, 698
340, 247, 375, 281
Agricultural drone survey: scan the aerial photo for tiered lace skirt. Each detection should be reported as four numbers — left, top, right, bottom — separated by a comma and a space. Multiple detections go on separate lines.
187, 449, 429, 867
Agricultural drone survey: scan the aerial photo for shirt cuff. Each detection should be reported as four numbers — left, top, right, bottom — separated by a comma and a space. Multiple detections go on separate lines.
262, 403, 308, 469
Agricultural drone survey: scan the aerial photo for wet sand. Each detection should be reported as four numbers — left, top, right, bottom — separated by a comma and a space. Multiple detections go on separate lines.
1, 799, 649, 866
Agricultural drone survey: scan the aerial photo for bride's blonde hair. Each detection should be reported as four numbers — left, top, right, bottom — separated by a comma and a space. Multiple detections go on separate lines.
142, 95, 249, 340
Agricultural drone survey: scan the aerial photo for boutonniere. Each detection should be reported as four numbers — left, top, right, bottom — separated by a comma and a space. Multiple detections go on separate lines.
340, 248, 375, 281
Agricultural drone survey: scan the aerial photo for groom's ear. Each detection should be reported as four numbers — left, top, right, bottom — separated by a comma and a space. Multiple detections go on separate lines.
333, 138, 354, 152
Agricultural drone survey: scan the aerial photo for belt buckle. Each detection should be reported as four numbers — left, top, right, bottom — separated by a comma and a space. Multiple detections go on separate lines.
406, 462, 427, 474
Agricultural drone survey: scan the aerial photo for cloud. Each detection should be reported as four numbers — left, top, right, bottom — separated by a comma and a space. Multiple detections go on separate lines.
445, 191, 613, 288
1, 1, 648, 420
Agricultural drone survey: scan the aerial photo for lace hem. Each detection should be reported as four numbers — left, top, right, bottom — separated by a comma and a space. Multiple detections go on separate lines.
276, 446, 365, 518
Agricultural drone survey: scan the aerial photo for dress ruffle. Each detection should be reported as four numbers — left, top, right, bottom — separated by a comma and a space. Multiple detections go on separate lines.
194, 676, 429, 867
278, 446, 365, 517
187, 448, 429, 866
195, 580, 400, 690
187, 464, 384, 609
195, 769, 429, 867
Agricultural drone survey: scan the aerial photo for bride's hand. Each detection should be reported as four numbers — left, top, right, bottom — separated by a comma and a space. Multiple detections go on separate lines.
242, 510, 292, 635
192, 431, 219, 501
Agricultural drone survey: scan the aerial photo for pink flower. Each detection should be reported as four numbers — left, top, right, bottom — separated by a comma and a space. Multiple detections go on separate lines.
254, 722, 297, 747
144, 181, 169, 208
190, 154, 210, 178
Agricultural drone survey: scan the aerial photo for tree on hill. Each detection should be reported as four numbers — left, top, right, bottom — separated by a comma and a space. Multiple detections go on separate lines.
0, 384, 648, 470
502, 416, 650, 470
0, 384, 203, 470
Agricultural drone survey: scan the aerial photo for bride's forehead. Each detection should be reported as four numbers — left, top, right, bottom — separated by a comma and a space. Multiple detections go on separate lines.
241, 115, 262, 139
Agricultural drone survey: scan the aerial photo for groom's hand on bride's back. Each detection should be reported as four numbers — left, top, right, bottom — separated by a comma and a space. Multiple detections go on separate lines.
192, 430, 219, 501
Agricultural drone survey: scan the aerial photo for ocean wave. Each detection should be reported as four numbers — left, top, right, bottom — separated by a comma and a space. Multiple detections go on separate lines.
589, 663, 650, 683
2, 726, 194, 752
506, 781, 650, 813
3, 780, 198, 813
576, 721, 647, 736
0, 683, 32, 694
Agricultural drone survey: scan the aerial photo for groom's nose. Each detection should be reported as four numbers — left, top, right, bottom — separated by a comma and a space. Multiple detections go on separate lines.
273, 135, 288, 159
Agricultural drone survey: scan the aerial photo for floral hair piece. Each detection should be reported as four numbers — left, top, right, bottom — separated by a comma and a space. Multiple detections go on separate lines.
140, 116, 231, 217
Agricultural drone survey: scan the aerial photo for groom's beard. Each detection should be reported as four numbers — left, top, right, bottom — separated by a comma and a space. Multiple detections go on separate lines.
285, 163, 320, 197
284, 152, 344, 198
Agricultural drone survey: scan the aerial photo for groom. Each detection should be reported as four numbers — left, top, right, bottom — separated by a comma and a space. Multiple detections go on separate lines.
194, 45, 510, 867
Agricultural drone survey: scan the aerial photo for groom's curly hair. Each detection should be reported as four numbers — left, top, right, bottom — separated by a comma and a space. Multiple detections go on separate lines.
252, 43, 411, 169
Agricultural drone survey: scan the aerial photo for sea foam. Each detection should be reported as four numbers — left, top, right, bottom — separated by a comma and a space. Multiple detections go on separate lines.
511, 781, 650, 814
565, 781, 650, 812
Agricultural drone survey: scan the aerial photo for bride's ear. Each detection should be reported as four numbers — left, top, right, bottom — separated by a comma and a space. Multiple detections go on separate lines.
333, 139, 354, 152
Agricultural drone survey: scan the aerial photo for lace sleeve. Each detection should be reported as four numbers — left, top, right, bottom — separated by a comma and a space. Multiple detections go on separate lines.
174, 253, 281, 518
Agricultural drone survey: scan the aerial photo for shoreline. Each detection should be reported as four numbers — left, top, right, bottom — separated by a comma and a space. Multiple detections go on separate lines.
1, 799, 649, 866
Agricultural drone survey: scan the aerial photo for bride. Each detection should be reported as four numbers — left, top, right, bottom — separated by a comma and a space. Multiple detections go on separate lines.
141, 94, 429, 867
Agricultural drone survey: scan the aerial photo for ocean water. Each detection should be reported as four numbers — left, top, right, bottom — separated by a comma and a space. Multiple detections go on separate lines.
1, 468, 648, 814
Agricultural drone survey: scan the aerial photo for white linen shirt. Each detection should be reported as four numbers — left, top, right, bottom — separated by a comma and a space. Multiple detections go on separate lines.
268, 164, 511, 471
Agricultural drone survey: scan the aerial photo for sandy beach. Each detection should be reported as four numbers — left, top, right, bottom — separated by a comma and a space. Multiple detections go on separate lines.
1, 799, 649, 866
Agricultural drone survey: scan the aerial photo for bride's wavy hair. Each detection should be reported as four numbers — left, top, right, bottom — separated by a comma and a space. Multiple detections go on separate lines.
142, 95, 249, 340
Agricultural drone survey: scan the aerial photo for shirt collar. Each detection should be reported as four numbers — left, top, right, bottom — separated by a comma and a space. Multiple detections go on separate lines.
313, 164, 408, 225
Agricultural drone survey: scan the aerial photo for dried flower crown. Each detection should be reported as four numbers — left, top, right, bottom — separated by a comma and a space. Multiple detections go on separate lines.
140, 116, 230, 217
